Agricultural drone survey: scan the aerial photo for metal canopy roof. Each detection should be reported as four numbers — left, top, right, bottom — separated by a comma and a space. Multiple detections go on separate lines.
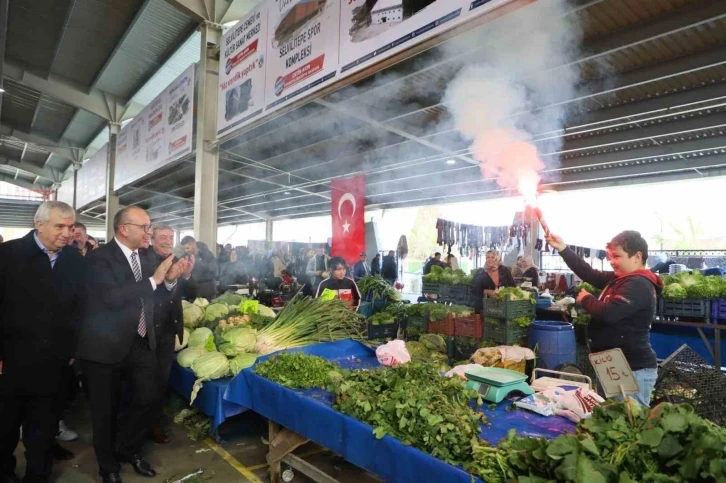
76, 0, 726, 232
0, 0, 198, 195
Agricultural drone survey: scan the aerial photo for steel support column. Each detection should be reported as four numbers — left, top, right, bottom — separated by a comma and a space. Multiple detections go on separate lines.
105, 123, 120, 241
193, 23, 221, 248
265, 220, 273, 244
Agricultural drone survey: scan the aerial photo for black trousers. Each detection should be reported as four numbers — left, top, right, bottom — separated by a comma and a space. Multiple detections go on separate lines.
152, 332, 177, 429
83, 336, 156, 475
0, 392, 57, 482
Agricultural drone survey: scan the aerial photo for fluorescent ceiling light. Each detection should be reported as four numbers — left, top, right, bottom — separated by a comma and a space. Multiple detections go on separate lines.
446, 159, 456, 165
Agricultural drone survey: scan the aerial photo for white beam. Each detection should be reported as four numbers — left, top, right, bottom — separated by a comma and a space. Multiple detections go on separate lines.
4, 158, 62, 182
0, 124, 82, 161
3, 58, 145, 122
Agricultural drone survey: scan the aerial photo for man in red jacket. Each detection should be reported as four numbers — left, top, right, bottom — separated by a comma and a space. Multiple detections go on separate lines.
546, 230, 662, 406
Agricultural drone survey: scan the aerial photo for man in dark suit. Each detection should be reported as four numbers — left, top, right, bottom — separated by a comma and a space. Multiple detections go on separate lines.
0, 201, 86, 483
352, 252, 370, 282
141, 224, 194, 444
77, 206, 187, 483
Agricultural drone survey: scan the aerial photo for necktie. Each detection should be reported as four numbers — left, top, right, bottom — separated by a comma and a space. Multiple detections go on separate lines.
130, 252, 147, 338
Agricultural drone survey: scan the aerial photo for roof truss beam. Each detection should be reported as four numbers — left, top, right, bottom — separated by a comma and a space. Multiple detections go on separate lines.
163, 0, 235, 23
3, 59, 144, 122
3, 158, 64, 183
0, 124, 83, 161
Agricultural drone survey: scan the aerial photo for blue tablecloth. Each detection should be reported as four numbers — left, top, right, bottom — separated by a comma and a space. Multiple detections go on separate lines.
224, 340, 575, 483
168, 362, 247, 431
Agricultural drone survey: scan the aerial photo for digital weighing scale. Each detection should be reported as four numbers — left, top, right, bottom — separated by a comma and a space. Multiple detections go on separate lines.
464, 367, 534, 403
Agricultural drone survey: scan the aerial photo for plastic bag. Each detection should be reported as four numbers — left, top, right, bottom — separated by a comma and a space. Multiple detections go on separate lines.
445, 364, 484, 379
375, 340, 411, 367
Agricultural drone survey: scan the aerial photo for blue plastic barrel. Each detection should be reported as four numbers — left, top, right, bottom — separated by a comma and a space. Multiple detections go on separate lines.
529, 321, 576, 370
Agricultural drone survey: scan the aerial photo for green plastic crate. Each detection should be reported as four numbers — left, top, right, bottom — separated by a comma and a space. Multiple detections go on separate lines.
484, 318, 529, 345
483, 298, 535, 319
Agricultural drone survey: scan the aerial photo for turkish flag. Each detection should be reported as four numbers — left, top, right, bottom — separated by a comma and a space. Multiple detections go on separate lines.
331, 175, 365, 266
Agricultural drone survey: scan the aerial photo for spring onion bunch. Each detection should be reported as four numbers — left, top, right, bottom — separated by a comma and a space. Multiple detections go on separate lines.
253, 295, 364, 355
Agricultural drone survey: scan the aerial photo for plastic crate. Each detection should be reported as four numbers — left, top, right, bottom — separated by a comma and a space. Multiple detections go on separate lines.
427, 314, 454, 336
440, 284, 473, 306
483, 298, 535, 319
367, 320, 399, 340
422, 282, 444, 295
711, 299, 726, 323
453, 314, 483, 339
358, 302, 373, 319
659, 298, 711, 322
407, 314, 428, 331
484, 318, 528, 345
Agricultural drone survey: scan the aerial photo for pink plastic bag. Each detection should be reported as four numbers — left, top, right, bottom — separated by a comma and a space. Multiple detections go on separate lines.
375, 340, 411, 367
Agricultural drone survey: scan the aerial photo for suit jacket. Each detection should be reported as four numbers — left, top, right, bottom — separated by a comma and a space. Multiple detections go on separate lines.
77, 239, 157, 364
0, 230, 86, 393
142, 248, 184, 343
352, 261, 370, 281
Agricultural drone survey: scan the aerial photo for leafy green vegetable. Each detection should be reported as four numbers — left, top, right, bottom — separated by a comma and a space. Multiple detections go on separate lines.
183, 304, 204, 329
254, 352, 339, 389
419, 333, 447, 352
332, 363, 485, 467
190, 351, 230, 404
173, 407, 212, 442
467, 399, 726, 482
203, 303, 230, 322
176, 347, 206, 368
511, 316, 534, 327
406, 303, 430, 317
573, 313, 591, 325
211, 293, 244, 306
216, 326, 257, 356
495, 287, 532, 301
188, 327, 216, 352
577, 282, 602, 296
369, 312, 395, 326
405, 341, 430, 359
423, 266, 473, 285
228, 353, 258, 376
663, 283, 687, 301
357, 275, 401, 301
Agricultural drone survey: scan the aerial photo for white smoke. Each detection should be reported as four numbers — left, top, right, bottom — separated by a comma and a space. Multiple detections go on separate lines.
443, 0, 583, 197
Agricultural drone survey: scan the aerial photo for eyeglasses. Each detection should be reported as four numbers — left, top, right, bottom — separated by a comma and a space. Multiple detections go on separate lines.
124, 223, 152, 233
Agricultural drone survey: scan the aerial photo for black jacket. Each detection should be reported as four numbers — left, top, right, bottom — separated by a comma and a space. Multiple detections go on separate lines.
522, 267, 540, 287
0, 231, 87, 393
381, 255, 398, 280
315, 277, 362, 310
77, 239, 158, 364
371, 258, 381, 275
142, 249, 185, 343
560, 247, 661, 371
471, 265, 516, 313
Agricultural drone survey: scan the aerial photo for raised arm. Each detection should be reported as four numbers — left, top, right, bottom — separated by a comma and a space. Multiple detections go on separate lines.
546, 234, 614, 290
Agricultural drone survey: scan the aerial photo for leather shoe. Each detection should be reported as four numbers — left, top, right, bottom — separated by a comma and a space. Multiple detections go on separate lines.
2, 474, 20, 483
52, 443, 75, 462
150, 428, 170, 444
101, 472, 123, 483
120, 453, 156, 478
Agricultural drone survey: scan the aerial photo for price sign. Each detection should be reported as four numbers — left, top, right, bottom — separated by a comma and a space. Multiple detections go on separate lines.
588, 348, 639, 398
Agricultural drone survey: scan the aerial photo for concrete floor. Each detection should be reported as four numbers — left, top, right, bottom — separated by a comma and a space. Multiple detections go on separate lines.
13, 398, 380, 483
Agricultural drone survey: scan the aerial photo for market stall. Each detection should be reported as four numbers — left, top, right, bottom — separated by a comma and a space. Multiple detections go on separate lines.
224, 340, 575, 483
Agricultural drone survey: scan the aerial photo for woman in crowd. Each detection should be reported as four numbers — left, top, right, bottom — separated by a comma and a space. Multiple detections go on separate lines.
219, 249, 249, 291
471, 249, 516, 314
518, 254, 540, 287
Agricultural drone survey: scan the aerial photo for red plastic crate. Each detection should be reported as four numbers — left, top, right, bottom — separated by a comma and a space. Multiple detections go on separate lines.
453, 314, 483, 339
427, 314, 454, 336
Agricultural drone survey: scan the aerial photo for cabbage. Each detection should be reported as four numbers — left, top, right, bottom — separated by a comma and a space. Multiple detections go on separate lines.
217, 326, 257, 356
177, 347, 206, 368
663, 283, 687, 301
258, 305, 276, 318
188, 328, 216, 352
193, 297, 210, 307
204, 303, 229, 322
183, 304, 204, 329
190, 351, 230, 403
175, 328, 190, 352
240, 299, 259, 315
212, 293, 244, 306
419, 334, 447, 353
228, 353, 258, 376
182, 300, 191, 308
406, 341, 429, 360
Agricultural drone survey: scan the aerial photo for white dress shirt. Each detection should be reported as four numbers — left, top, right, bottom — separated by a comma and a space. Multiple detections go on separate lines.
115, 238, 176, 291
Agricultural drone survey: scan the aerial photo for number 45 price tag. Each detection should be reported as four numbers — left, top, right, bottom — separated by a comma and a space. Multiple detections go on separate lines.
588, 348, 639, 398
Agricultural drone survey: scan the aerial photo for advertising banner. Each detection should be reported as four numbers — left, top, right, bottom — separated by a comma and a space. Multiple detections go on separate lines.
114, 64, 194, 190
339, 0, 463, 75
330, 175, 365, 266
76, 144, 107, 209
218, 5, 269, 136
265, 0, 340, 111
